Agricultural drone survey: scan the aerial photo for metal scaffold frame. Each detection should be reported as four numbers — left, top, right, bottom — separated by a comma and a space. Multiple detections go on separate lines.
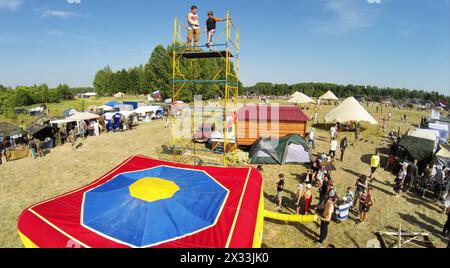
171, 11, 240, 167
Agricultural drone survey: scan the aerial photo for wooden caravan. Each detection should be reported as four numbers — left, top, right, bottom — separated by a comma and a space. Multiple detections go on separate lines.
237, 105, 310, 146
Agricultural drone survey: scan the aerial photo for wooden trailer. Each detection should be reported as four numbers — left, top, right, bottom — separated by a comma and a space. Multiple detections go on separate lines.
237, 105, 310, 147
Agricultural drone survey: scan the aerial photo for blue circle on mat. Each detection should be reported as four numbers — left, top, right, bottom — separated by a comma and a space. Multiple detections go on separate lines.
82, 166, 228, 247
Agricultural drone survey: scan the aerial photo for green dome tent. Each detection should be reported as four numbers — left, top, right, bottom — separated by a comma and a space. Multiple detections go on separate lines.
249, 134, 312, 165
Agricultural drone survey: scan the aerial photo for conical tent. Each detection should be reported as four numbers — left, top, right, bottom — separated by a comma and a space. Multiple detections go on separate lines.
324, 97, 378, 124
288, 93, 315, 104
249, 134, 312, 165
291, 91, 302, 98
319, 91, 339, 101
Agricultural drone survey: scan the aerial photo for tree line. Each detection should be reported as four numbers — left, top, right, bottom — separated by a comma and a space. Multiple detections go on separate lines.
0, 84, 76, 118
245, 82, 449, 104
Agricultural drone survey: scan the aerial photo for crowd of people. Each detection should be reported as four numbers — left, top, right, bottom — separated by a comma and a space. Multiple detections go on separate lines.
269, 110, 450, 248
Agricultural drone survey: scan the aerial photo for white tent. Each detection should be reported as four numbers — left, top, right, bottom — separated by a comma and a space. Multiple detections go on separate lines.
114, 92, 125, 98
324, 97, 378, 124
291, 91, 302, 98
67, 112, 100, 121
134, 106, 163, 117
319, 91, 339, 101
97, 105, 114, 112
288, 92, 315, 104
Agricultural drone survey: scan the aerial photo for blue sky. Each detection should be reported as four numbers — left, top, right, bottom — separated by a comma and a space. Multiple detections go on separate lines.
0, 0, 449, 95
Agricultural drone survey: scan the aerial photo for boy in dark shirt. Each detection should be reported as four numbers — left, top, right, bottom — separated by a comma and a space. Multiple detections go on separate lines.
206, 11, 225, 49
276, 174, 285, 209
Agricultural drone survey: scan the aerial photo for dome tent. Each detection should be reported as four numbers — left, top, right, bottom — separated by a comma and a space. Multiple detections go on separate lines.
249, 134, 312, 165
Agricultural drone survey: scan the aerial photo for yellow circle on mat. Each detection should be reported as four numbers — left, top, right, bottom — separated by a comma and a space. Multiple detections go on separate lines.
129, 178, 180, 202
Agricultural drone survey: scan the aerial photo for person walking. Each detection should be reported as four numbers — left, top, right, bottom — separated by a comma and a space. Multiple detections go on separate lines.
434, 167, 446, 202
353, 175, 368, 210
187, 6, 200, 49
313, 111, 318, 125
404, 160, 418, 193
276, 174, 285, 209
443, 190, 450, 240
329, 138, 338, 160
369, 149, 381, 182
304, 184, 313, 215
28, 138, 36, 159
340, 136, 348, 161
317, 197, 335, 245
394, 164, 408, 196
205, 11, 225, 49
93, 121, 100, 137
0, 141, 3, 165
295, 184, 305, 215
308, 128, 316, 149
358, 188, 374, 224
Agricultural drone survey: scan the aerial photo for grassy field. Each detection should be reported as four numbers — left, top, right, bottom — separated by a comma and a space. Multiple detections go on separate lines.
0, 102, 448, 248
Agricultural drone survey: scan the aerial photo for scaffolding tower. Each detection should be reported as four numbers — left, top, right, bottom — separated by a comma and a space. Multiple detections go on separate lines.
171, 11, 240, 166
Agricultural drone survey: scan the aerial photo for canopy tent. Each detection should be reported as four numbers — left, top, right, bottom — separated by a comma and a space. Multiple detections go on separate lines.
249, 134, 312, 165
114, 104, 134, 112
288, 93, 315, 105
103, 111, 135, 121
18, 156, 264, 248
26, 124, 53, 140
324, 97, 378, 125
134, 106, 164, 119
398, 135, 435, 163
66, 112, 100, 122
105, 101, 122, 107
0, 122, 25, 137
96, 105, 114, 112
319, 91, 339, 101
428, 123, 449, 143
433, 144, 450, 168
410, 129, 440, 152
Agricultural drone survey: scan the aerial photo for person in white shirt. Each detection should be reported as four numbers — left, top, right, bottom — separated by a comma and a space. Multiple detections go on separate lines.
187, 6, 200, 48
308, 128, 315, 149
93, 121, 100, 137
443, 190, 450, 243
329, 138, 338, 159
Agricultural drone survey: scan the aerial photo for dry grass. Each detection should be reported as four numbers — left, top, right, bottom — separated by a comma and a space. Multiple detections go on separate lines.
0, 103, 448, 248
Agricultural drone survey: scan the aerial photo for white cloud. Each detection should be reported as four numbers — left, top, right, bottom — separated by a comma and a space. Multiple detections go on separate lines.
0, 0, 23, 10
311, 0, 381, 34
367, 0, 383, 4
67, 0, 81, 4
42, 9, 74, 18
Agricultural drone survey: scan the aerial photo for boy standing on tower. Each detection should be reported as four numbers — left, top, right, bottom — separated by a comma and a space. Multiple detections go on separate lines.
187, 6, 200, 49
206, 11, 225, 50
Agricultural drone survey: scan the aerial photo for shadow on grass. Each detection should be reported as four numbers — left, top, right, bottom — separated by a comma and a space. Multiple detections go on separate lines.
344, 231, 361, 248
264, 217, 319, 243
342, 168, 364, 178
369, 183, 394, 196
404, 194, 442, 214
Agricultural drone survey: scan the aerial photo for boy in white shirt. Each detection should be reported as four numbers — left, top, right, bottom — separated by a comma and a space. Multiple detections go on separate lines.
329, 138, 338, 159
187, 6, 200, 49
